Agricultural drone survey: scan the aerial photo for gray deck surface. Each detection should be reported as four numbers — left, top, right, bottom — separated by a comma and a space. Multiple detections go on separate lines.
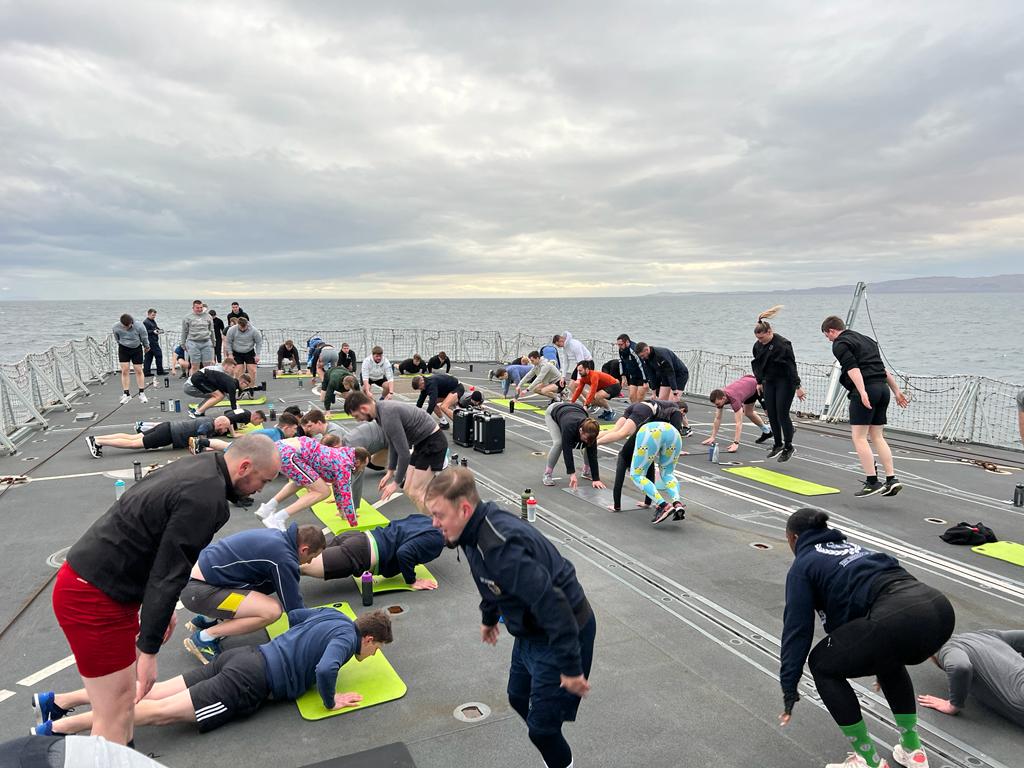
0, 367, 1022, 768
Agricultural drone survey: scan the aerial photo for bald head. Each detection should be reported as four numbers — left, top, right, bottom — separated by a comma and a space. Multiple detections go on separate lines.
224, 433, 282, 496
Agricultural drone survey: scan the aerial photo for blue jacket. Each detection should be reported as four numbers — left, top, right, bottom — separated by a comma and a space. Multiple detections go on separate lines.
779, 527, 909, 695
259, 607, 361, 708
618, 341, 647, 381
198, 523, 304, 612
459, 501, 591, 676
371, 515, 445, 584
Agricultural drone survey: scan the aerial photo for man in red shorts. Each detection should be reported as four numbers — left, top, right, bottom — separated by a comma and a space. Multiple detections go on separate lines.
51, 433, 281, 745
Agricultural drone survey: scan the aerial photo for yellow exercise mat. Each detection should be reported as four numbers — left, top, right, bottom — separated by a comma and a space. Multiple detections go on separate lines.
295, 487, 390, 534
189, 395, 268, 407
723, 466, 840, 496
972, 541, 1024, 567
265, 602, 407, 721
273, 371, 312, 378
326, 411, 353, 421
491, 398, 545, 413
599, 422, 617, 431
351, 564, 437, 593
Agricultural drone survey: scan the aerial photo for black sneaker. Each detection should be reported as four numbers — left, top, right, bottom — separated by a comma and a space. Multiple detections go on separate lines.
85, 435, 101, 458
778, 446, 794, 462
854, 480, 886, 497
671, 502, 686, 521
766, 445, 784, 458
438, 420, 450, 430
755, 431, 774, 444
881, 479, 904, 497
681, 426, 693, 438
651, 502, 674, 525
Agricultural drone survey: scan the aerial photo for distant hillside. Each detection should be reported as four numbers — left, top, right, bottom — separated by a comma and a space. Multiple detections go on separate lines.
649, 274, 1024, 296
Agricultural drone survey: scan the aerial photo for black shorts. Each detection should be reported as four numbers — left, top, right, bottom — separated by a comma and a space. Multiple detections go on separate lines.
444, 383, 466, 403
601, 382, 622, 399
660, 363, 689, 393
180, 578, 254, 619
626, 373, 646, 387
233, 350, 256, 364
848, 380, 890, 426
118, 344, 144, 365
142, 422, 173, 450
742, 392, 759, 406
184, 646, 270, 733
411, 430, 448, 472
367, 377, 389, 388
321, 531, 372, 581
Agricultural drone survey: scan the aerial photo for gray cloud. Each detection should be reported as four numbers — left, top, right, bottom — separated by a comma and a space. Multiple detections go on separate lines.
1, 0, 1022, 298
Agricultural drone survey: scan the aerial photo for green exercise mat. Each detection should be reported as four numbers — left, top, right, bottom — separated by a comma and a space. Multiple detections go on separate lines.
326, 411, 354, 421
189, 395, 268, 407
352, 564, 436, 593
491, 398, 545, 413
972, 541, 1024, 567
599, 422, 617, 431
274, 372, 312, 378
723, 466, 840, 496
265, 601, 407, 721
311, 497, 390, 534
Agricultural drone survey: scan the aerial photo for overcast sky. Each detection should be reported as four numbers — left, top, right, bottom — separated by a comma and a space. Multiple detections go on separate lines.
1, 1, 1022, 299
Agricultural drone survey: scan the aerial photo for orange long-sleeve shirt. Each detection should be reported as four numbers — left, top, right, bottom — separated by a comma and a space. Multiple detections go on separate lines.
571, 370, 619, 406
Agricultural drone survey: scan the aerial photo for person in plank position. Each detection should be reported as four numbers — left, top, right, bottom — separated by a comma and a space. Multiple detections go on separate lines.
318, 367, 360, 414
86, 416, 235, 458
412, 372, 465, 429
397, 354, 428, 375
33, 608, 392, 736
302, 514, 443, 590
191, 413, 300, 454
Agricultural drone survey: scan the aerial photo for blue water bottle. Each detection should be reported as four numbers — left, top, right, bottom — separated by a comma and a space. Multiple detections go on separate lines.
114, 479, 126, 500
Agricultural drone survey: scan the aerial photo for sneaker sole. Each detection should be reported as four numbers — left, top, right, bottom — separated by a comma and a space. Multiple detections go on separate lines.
882, 484, 904, 497
855, 486, 886, 497
652, 508, 674, 525
183, 637, 214, 665
778, 451, 794, 462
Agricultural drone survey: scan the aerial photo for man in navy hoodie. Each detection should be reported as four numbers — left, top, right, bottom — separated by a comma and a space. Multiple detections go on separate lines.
302, 514, 444, 590
35, 608, 393, 736
180, 524, 326, 664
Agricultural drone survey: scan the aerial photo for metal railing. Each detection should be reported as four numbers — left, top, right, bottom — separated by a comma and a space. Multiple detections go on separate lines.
2, 328, 1021, 454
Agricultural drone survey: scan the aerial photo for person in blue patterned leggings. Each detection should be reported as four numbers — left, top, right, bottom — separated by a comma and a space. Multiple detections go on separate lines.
630, 422, 686, 526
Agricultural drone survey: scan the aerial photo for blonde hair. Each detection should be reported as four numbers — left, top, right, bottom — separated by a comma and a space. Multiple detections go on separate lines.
755, 305, 784, 333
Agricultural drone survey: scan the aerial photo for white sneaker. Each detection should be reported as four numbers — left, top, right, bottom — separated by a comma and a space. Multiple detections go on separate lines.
542, 473, 556, 487
825, 754, 891, 768
262, 510, 289, 530
892, 744, 928, 768
254, 502, 277, 521
119, 393, 132, 405
138, 392, 148, 403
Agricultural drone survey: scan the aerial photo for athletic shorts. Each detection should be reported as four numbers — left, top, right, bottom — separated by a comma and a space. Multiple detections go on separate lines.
232, 350, 256, 365
659, 363, 689, 393
601, 382, 622, 399
742, 392, 759, 406
446, 383, 466, 402
321, 531, 372, 581
319, 349, 339, 371
626, 373, 646, 387
411, 430, 448, 472
118, 344, 144, 365
186, 340, 215, 365
142, 421, 174, 450
367, 377, 388, 389
52, 562, 140, 678
180, 578, 254, 620
184, 646, 270, 733
848, 380, 891, 426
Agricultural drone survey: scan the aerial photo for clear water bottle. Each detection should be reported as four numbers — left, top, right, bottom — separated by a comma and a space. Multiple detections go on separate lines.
526, 494, 537, 523
133, 461, 142, 481
709, 442, 720, 464
114, 479, 126, 500
1014, 483, 1024, 508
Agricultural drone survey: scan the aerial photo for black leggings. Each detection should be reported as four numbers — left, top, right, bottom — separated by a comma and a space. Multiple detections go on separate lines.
762, 380, 796, 448
613, 433, 654, 510
809, 579, 954, 726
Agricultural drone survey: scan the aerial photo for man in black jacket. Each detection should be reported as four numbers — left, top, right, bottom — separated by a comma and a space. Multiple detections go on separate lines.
412, 373, 464, 428
425, 468, 594, 768
51, 435, 281, 745
142, 309, 166, 377
185, 361, 253, 417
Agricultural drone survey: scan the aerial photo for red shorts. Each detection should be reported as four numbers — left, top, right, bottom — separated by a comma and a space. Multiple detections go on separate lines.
52, 562, 140, 678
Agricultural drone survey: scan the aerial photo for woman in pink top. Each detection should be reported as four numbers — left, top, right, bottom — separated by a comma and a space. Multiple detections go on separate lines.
702, 374, 773, 453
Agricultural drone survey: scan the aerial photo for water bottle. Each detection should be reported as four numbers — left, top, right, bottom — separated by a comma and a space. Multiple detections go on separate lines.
709, 442, 720, 464
460, 457, 468, 468
521, 488, 531, 520
133, 461, 142, 482
1014, 483, 1024, 508
509, 400, 516, 414
268, 403, 276, 421
450, 452, 459, 464
173, 399, 181, 413
297, 379, 303, 389
160, 400, 166, 412
360, 571, 374, 606
526, 494, 537, 523
114, 479, 126, 500
163, 377, 169, 388
152, 377, 159, 389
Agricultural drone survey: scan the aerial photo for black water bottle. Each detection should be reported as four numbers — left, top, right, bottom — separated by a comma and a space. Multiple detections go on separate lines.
1014, 483, 1024, 508
360, 571, 374, 607
133, 461, 142, 482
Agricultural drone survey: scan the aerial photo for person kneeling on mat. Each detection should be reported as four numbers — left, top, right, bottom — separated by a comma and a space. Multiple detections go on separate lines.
302, 514, 442, 591
542, 401, 604, 490
703, 373, 772, 453
34, 608, 392, 737
412, 372, 464, 429
778, 508, 955, 768
180, 523, 326, 664
630, 422, 686, 525
86, 415, 234, 458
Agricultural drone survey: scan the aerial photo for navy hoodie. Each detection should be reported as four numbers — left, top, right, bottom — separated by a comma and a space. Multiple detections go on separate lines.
779, 527, 909, 695
198, 523, 304, 611
259, 607, 362, 708
370, 515, 445, 584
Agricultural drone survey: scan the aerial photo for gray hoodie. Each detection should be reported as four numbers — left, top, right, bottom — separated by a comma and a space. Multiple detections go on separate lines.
181, 312, 214, 343
225, 324, 263, 355
112, 322, 149, 350
374, 400, 437, 486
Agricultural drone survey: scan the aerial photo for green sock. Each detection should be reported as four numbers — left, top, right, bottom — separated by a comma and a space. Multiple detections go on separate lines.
838, 720, 879, 767
893, 712, 921, 751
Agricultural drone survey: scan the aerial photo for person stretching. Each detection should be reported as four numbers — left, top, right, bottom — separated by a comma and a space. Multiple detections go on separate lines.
570, 360, 620, 420
224, 317, 262, 386
112, 313, 150, 405
778, 508, 954, 768
320, 367, 360, 413
552, 331, 592, 380
302, 514, 443, 591
180, 524, 325, 664
703, 374, 772, 453
185, 359, 252, 417
86, 416, 234, 458
542, 401, 604, 490
398, 354, 429, 375
276, 339, 301, 373
616, 334, 650, 403
752, 306, 806, 461
361, 346, 395, 399
493, 364, 533, 398
516, 351, 565, 402
630, 422, 686, 525
412, 373, 465, 428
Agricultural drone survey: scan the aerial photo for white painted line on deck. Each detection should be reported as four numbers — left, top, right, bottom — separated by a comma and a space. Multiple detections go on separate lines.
18, 655, 76, 687
0, 689, 15, 704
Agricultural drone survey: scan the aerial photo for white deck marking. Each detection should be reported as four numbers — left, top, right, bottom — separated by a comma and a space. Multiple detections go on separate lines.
18, 655, 76, 687
0, 689, 15, 704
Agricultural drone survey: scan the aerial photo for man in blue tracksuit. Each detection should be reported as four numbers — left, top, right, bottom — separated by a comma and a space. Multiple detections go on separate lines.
303, 514, 444, 590
179, 524, 326, 664
37, 608, 393, 736
425, 467, 595, 768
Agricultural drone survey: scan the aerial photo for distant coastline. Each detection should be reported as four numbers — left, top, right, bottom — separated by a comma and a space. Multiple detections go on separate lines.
648, 273, 1024, 297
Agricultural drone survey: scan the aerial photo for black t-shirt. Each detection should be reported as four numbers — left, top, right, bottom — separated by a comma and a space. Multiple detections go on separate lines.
601, 359, 622, 379
339, 349, 357, 372
428, 354, 451, 373
831, 330, 886, 392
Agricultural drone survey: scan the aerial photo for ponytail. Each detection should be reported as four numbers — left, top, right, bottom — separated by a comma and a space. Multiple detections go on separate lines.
755, 305, 783, 334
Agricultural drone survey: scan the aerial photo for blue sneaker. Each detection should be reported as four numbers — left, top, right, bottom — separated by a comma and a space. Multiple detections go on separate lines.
31, 720, 54, 736
185, 615, 218, 633
184, 629, 221, 665
32, 692, 69, 724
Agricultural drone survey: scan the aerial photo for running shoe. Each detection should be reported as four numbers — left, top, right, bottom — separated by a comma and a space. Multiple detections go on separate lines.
118, 393, 132, 405
32, 691, 69, 725
855, 480, 886, 497
651, 502, 674, 525
581, 468, 592, 480
881, 479, 904, 497
185, 615, 219, 633
541, 473, 556, 487
600, 409, 615, 421
779, 446, 795, 462
438, 418, 450, 430
133, 421, 144, 433
671, 501, 686, 521
681, 426, 693, 438
311, 386, 322, 397
766, 445, 784, 459
755, 430, 773, 444
188, 408, 199, 419
487, 369, 495, 381
30, 720, 54, 736
184, 630, 221, 665
825, 756, 890, 768
85, 435, 101, 458
892, 744, 928, 768
188, 436, 210, 455
254, 502, 277, 520
138, 392, 148, 403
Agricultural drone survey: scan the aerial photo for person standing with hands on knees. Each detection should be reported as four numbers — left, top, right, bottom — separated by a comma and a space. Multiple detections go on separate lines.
751, 306, 805, 462
426, 468, 595, 768
822, 315, 909, 497
112, 313, 149, 405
